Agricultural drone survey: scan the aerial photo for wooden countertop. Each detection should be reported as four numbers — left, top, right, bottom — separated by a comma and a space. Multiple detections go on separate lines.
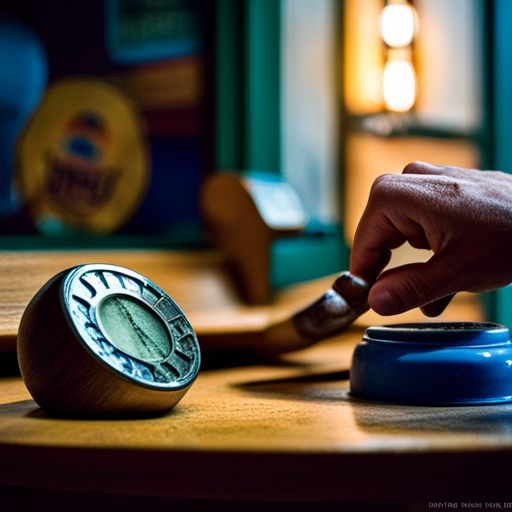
1, 250, 510, 505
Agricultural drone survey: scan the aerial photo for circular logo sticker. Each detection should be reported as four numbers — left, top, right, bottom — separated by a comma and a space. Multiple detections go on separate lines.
15, 78, 149, 234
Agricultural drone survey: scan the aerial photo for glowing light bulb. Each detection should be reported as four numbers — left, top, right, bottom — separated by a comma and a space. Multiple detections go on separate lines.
383, 59, 416, 112
379, 4, 416, 48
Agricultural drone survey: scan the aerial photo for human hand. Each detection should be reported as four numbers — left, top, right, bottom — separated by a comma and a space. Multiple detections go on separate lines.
350, 162, 512, 316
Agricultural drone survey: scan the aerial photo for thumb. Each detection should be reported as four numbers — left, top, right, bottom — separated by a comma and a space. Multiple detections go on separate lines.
368, 256, 457, 316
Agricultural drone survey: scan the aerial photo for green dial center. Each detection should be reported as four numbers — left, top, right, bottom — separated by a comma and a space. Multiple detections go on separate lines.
98, 295, 172, 362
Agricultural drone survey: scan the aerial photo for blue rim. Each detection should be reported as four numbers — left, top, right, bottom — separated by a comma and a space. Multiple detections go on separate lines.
350, 321, 512, 406
363, 321, 510, 346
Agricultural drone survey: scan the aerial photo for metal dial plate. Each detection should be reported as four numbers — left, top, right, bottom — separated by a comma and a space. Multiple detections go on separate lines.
61, 264, 201, 390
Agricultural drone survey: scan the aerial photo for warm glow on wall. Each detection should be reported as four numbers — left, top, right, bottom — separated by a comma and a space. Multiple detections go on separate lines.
343, 0, 385, 115
383, 58, 416, 112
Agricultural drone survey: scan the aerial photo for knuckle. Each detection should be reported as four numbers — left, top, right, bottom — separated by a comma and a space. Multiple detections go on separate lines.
370, 174, 396, 199
402, 161, 423, 174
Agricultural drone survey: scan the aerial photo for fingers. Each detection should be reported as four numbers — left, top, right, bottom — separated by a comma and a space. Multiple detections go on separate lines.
351, 161, 512, 316
350, 173, 428, 283
350, 245, 393, 287
420, 294, 456, 317
350, 175, 405, 282
366, 255, 459, 316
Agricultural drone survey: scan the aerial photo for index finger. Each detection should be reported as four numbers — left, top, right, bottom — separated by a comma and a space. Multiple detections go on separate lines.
349, 176, 408, 283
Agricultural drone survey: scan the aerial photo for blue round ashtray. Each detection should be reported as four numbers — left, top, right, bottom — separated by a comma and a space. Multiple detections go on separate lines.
350, 322, 512, 406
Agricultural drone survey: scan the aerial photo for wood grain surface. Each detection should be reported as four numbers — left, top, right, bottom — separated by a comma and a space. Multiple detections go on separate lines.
2, 255, 508, 505
0, 250, 276, 351
3, 329, 512, 503
0, 249, 248, 352
0, 249, 483, 354
0, 249, 374, 354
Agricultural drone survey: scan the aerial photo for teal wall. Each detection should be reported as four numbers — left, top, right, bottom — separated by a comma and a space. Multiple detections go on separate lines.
215, 0, 280, 173
487, 0, 512, 325
215, 0, 349, 288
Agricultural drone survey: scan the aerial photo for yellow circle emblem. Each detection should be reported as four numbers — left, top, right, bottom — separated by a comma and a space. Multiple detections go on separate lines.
15, 77, 149, 235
